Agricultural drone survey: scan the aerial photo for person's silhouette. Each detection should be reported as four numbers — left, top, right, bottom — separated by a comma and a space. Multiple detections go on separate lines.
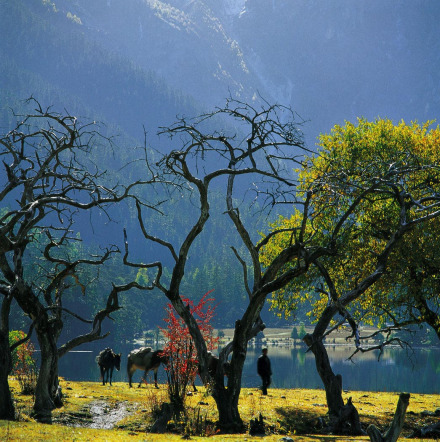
257, 347, 272, 395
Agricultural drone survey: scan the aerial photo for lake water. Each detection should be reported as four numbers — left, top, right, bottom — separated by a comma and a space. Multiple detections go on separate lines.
56, 343, 440, 394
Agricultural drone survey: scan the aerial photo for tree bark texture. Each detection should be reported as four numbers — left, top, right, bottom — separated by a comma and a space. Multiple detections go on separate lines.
31, 325, 62, 423
303, 333, 344, 417
212, 322, 248, 433
213, 386, 244, 433
303, 333, 365, 435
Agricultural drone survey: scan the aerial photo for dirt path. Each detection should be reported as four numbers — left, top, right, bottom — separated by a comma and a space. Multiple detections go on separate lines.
88, 400, 129, 429
58, 400, 133, 429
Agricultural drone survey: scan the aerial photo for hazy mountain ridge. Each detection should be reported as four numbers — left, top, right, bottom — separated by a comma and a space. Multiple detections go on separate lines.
2, 0, 440, 331
36, 0, 262, 108
0, 0, 200, 137
3, 0, 440, 139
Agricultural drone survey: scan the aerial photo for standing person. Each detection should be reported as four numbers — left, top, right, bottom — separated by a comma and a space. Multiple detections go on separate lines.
257, 347, 272, 395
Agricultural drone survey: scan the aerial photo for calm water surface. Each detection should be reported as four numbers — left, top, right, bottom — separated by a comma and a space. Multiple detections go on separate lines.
56, 343, 440, 394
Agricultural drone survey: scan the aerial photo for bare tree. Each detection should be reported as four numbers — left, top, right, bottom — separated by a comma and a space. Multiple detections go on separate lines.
0, 99, 148, 422
123, 98, 330, 431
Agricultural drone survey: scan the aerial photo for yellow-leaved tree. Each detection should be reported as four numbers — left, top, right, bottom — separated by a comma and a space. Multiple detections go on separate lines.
260, 118, 440, 435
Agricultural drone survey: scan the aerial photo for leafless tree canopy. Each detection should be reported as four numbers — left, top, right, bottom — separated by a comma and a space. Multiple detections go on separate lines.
123, 98, 323, 430
0, 99, 149, 422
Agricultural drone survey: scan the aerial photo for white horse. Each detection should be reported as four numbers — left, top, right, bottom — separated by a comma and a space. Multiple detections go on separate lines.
127, 347, 168, 388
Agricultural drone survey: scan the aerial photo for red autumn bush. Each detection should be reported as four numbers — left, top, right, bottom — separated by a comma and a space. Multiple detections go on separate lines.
161, 290, 218, 412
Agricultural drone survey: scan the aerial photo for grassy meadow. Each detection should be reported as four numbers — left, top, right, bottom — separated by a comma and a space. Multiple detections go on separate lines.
1, 378, 439, 441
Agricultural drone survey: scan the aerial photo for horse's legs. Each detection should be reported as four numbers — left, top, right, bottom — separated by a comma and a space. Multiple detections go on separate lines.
138, 369, 149, 388
100, 365, 106, 385
127, 362, 134, 388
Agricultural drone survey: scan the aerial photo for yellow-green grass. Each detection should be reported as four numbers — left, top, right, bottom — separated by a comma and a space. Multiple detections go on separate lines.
1, 378, 438, 441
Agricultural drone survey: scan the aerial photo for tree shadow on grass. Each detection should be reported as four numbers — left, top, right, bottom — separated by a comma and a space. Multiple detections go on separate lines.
275, 406, 325, 435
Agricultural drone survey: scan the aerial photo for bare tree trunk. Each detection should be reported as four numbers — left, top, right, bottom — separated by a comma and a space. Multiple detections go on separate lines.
212, 323, 248, 433
303, 333, 364, 435
0, 330, 15, 420
0, 294, 15, 420
303, 334, 344, 416
213, 385, 244, 432
12, 288, 63, 423
212, 356, 245, 432
32, 329, 62, 423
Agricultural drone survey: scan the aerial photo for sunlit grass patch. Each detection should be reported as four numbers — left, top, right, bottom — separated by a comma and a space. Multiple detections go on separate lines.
3, 378, 440, 441
0, 419, 188, 441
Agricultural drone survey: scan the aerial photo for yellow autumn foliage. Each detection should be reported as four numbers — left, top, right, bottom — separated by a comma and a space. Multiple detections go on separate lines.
260, 118, 440, 325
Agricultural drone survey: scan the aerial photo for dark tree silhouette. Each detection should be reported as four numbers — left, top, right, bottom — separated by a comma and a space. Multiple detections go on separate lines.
123, 98, 324, 431
0, 99, 148, 422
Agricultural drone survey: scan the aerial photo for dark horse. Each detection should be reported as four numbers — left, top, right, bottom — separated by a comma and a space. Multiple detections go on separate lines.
97, 347, 121, 386
127, 347, 168, 388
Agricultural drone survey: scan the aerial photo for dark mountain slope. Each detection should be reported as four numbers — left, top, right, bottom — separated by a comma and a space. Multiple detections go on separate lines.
0, 0, 199, 136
